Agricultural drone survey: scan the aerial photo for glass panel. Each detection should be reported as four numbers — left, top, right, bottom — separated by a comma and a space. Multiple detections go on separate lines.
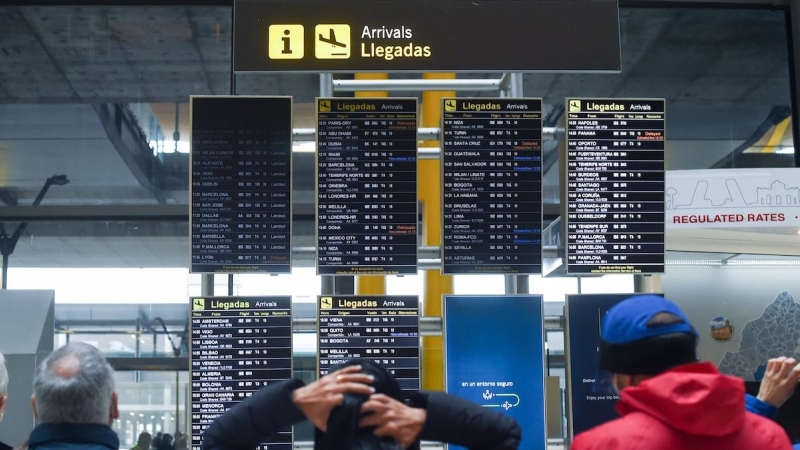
116, 371, 189, 450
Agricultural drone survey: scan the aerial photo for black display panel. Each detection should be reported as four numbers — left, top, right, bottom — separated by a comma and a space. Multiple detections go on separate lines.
564, 99, 665, 274
565, 294, 664, 437
234, 0, 620, 73
317, 295, 420, 391
190, 96, 292, 274
441, 98, 543, 274
316, 98, 418, 275
190, 296, 293, 450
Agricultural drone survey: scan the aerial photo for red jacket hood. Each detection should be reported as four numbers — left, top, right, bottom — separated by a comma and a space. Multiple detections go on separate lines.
616, 361, 745, 437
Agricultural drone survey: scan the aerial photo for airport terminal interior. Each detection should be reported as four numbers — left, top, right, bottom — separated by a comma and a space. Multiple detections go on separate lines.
1, 1, 800, 449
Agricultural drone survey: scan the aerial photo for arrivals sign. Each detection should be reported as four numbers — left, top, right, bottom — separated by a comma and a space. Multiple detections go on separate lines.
190, 96, 293, 274
441, 98, 543, 274
317, 295, 420, 391
564, 98, 666, 275
316, 98, 418, 275
233, 0, 621, 72
190, 296, 293, 450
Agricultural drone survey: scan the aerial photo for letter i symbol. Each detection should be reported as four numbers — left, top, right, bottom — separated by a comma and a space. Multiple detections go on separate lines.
269, 24, 304, 60
282, 29, 292, 54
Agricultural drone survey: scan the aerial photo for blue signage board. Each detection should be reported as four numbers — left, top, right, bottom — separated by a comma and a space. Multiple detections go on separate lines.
565, 293, 663, 438
444, 295, 546, 450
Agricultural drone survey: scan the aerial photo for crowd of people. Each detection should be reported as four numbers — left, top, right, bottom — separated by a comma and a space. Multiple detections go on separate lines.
0, 294, 799, 449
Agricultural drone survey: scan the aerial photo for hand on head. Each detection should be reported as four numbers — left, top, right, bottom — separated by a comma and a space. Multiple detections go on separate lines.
291, 365, 375, 431
757, 356, 800, 408
359, 394, 426, 449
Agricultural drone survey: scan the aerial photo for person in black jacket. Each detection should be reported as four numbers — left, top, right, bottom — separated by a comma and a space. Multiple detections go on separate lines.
202, 359, 520, 450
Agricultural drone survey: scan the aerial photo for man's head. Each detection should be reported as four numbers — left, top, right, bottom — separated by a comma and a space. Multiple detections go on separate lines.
598, 295, 698, 391
137, 432, 153, 449
316, 359, 405, 450
0, 352, 8, 422
31, 342, 119, 425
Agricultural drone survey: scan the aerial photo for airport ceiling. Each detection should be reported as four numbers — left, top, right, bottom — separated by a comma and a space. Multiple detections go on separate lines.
0, 4, 796, 268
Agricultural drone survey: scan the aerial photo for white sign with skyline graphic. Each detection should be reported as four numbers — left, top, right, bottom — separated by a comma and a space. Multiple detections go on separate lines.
666, 168, 800, 228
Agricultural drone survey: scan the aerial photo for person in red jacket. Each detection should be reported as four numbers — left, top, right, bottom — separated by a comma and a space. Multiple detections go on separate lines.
571, 295, 792, 450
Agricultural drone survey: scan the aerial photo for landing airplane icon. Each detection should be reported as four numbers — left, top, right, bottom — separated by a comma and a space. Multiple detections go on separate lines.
319, 29, 347, 49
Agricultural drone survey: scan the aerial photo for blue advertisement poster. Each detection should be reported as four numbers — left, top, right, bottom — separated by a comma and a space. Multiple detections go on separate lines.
565, 293, 663, 438
444, 295, 546, 450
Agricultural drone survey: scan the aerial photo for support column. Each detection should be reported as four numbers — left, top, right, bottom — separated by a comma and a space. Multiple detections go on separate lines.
356, 73, 388, 295
634, 274, 661, 293
421, 73, 455, 391
201, 274, 214, 297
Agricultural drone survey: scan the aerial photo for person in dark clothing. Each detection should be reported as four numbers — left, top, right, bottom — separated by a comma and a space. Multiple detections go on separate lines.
156, 434, 173, 450
0, 352, 10, 450
151, 433, 162, 450
26, 343, 120, 450
202, 359, 521, 450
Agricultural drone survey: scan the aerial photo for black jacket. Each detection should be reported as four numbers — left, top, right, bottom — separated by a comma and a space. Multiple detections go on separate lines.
202, 379, 521, 450
28, 424, 119, 450
0, 440, 12, 450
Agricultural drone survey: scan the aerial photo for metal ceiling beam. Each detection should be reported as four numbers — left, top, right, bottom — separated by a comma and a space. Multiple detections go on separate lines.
93, 104, 175, 193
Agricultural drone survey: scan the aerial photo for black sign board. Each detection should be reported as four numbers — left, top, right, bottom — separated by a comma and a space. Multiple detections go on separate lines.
316, 98, 418, 275
233, 0, 620, 73
565, 294, 664, 437
441, 98, 543, 274
564, 98, 666, 274
190, 296, 293, 450
317, 295, 420, 391
190, 96, 292, 274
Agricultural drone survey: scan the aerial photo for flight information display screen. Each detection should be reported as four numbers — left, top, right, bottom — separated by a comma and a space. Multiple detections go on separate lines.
190, 96, 292, 274
190, 296, 292, 450
316, 98, 418, 275
441, 98, 543, 274
317, 295, 420, 391
564, 98, 665, 274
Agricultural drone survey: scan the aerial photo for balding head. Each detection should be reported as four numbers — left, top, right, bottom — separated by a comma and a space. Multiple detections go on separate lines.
32, 343, 118, 425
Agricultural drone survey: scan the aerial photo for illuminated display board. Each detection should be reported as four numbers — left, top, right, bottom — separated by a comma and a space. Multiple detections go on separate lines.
316, 98, 418, 275
234, 0, 620, 72
190, 296, 292, 450
190, 96, 292, 274
317, 295, 420, 391
564, 98, 666, 274
441, 98, 543, 274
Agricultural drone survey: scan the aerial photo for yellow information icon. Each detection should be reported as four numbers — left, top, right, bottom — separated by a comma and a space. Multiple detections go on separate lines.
192, 298, 205, 311
268, 24, 304, 60
444, 100, 457, 111
320, 297, 333, 309
568, 99, 582, 112
319, 100, 331, 112
315, 24, 350, 59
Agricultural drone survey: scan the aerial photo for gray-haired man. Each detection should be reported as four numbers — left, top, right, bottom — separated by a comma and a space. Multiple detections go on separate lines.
0, 352, 10, 450
28, 343, 120, 450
